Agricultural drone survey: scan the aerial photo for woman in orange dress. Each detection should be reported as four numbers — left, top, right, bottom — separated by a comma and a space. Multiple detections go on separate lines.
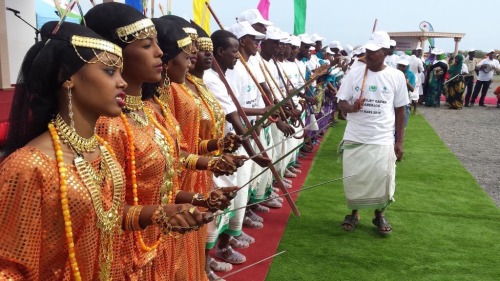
0, 22, 123, 280
84, 3, 239, 280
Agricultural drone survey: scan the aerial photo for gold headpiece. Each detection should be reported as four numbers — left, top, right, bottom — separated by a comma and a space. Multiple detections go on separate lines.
71, 35, 123, 69
116, 18, 157, 43
197, 37, 213, 52
178, 36, 192, 49
183, 27, 198, 40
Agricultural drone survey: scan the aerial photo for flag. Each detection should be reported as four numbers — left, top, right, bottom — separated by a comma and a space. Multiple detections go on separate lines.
294, 0, 306, 35
125, 0, 144, 13
419, 21, 435, 48
193, 0, 210, 34
257, 0, 271, 20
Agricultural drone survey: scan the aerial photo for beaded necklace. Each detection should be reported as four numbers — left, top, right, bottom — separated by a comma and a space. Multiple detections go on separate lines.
119, 110, 177, 252
49, 121, 124, 281
185, 73, 226, 140
179, 83, 201, 154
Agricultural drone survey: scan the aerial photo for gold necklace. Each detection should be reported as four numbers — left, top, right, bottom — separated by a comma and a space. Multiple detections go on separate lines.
125, 94, 143, 111
73, 144, 124, 281
54, 114, 98, 154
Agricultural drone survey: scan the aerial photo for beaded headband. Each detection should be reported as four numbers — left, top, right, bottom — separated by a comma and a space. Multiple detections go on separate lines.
71, 35, 123, 68
116, 18, 157, 43
183, 27, 198, 40
197, 37, 213, 52
178, 36, 192, 49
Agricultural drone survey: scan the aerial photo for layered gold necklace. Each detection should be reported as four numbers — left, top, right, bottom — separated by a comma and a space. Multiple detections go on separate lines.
125, 94, 149, 127
54, 114, 98, 153
51, 117, 124, 281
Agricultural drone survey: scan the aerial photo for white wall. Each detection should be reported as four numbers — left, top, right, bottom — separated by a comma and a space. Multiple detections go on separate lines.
5, 0, 37, 85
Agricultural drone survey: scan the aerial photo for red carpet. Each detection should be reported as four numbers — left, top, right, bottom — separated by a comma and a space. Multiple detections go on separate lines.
0, 89, 14, 146
211, 141, 323, 281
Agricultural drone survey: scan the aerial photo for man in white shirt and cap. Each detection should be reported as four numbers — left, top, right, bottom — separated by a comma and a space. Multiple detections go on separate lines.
463, 48, 479, 107
384, 39, 398, 68
469, 49, 500, 106
337, 31, 408, 236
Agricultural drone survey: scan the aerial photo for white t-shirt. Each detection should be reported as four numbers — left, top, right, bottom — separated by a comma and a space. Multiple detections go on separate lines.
337, 66, 409, 145
260, 58, 282, 101
225, 60, 260, 125
203, 68, 237, 134
384, 54, 398, 68
476, 58, 500, 81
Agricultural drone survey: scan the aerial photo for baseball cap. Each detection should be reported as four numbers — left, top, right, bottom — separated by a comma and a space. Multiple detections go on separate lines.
364, 31, 390, 51
329, 40, 342, 49
468, 48, 476, 52
310, 33, 325, 42
488, 49, 495, 54
389, 39, 397, 47
289, 35, 301, 47
228, 21, 265, 40
237, 9, 273, 26
265, 26, 287, 41
353, 47, 366, 56
325, 48, 335, 55
397, 58, 409, 66
298, 33, 314, 45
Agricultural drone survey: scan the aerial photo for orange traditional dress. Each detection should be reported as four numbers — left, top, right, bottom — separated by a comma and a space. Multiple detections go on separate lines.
96, 100, 179, 280
164, 73, 226, 281
0, 144, 125, 280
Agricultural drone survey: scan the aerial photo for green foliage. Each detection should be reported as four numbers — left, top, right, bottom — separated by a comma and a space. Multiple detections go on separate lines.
267, 115, 500, 281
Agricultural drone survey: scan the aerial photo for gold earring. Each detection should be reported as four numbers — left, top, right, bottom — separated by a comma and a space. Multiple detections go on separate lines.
67, 86, 75, 131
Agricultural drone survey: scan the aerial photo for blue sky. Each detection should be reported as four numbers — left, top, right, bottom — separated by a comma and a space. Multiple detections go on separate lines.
81, 0, 499, 53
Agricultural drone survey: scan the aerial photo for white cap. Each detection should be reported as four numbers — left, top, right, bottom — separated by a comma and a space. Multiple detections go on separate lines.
363, 31, 390, 51
298, 33, 314, 45
431, 48, 443, 55
325, 48, 335, 55
468, 48, 476, 52
228, 21, 265, 40
344, 44, 353, 56
353, 47, 366, 55
329, 40, 342, 49
488, 49, 495, 54
265, 26, 287, 41
280, 31, 291, 44
310, 33, 325, 42
309, 46, 315, 51
289, 35, 301, 47
389, 39, 397, 47
237, 9, 273, 26
397, 58, 409, 66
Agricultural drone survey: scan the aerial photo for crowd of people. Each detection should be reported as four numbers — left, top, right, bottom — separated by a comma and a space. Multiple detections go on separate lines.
1, 2, 495, 280
0, 3, 342, 281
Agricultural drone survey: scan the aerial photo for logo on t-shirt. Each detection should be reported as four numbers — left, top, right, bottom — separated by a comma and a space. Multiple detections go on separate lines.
369, 85, 377, 92
355, 86, 360, 91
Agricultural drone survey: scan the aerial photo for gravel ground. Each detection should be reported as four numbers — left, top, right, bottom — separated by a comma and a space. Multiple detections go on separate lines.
417, 88, 500, 207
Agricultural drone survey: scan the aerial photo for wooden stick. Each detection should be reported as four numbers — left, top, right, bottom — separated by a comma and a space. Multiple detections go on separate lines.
151, 0, 155, 17
358, 19, 379, 101
158, 3, 165, 16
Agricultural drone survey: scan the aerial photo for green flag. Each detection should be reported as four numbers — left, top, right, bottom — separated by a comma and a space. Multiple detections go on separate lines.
294, 0, 306, 35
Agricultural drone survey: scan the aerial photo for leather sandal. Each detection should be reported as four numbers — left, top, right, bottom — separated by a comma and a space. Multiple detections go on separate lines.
372, 216, 392, 236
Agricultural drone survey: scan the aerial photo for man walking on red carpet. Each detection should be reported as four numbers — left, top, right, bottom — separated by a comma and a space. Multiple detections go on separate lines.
336, 31, 408, 236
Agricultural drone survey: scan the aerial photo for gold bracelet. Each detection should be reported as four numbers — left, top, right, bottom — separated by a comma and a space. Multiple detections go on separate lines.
132, 205, 144, 231
217, 138, 224, 154
187, 154, 199, 170
199, 140, 210, 155
125, 206, 135, 231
